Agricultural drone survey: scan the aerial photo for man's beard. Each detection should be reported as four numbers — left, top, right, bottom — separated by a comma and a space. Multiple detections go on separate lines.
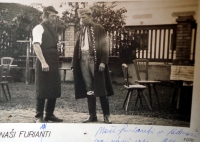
46, 20, 56, 28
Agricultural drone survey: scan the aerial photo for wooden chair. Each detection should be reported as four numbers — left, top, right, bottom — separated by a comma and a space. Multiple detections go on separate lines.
122, 63, 152, 111
133, 59, 161, 108
1, 57, 14, 81
0, 65, 11, 101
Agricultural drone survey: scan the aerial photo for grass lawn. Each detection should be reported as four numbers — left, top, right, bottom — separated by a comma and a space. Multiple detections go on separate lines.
0, 81, 192, 123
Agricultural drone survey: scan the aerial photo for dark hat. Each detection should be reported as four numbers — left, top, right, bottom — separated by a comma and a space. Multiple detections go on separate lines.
43, 6, 58, 14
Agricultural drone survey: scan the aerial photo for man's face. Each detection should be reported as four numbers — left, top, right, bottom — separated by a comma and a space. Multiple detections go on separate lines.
48, 11, 57, 24
80, 14, 91, 26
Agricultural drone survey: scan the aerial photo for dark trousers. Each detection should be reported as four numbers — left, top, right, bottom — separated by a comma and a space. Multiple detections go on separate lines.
87, 95, 110, 117
35, 99, 56, 118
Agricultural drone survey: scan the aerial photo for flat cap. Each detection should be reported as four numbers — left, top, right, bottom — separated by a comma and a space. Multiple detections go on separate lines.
77, 8, 92, 17
43, 6, 58, 14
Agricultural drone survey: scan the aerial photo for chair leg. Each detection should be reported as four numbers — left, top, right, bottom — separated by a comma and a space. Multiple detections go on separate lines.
5, 84, 11, 99
153, 84, 160, 108
141, 91, 152, 110
125, 90, 132, 111
123, 90, 130, 108
176, 81, 183, 109
147, 84, 152, 106
176, 86, 181, 109
135, 90, 139, 107
1, 84, 8, 101
170, 81, 177, 105
137, 90, 143, 108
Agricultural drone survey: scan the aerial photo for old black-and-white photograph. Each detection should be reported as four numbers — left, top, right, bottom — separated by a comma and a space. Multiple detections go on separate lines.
0, 0, 197, 127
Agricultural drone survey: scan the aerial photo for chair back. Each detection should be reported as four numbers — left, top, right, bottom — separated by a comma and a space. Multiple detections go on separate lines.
1, 57, 14, 75
122, 63, 129, 87
0, 65, 9, 82
133, 59, 149, 80
1, 57, 14, 65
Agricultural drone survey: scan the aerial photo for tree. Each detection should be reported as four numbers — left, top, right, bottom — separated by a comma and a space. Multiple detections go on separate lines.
0, 3, 69, 58
61, 2, 87, 30
90, 2, 127, 33
61, 2, 127, 34
11, 7, 42, 58
0, 6, 42, 58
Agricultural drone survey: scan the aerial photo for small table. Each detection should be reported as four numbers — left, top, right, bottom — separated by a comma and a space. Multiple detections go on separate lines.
0, 64, 18, 79
59, 68, 71, 83
170, 65, 194, 109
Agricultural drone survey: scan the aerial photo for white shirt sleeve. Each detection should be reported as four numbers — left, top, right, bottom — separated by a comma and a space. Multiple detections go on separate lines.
32, 25, 44, 45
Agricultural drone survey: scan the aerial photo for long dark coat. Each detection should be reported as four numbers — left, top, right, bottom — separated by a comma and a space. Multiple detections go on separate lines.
72, 22, 114, 99
35, 21, 61, 99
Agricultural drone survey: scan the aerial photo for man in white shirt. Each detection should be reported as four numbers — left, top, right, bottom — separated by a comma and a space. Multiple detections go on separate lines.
32, 6, 63, 123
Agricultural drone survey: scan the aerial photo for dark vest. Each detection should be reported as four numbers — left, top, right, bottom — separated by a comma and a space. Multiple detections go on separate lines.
40, 21, 58, 50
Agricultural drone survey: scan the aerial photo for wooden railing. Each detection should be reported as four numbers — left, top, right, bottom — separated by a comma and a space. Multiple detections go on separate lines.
0, 24, 197, 63
108, 24, 197, 63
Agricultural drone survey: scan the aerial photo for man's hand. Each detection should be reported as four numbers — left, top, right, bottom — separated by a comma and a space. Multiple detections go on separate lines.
99, 63, 105, 71
41, 62, 49, 72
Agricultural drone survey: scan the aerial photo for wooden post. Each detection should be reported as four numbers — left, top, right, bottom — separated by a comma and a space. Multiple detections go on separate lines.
17, 40, 32, 84
26, 41, 30, 84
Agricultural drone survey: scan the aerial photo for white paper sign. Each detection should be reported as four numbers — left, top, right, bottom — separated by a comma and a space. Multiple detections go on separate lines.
0, 123, 199, 142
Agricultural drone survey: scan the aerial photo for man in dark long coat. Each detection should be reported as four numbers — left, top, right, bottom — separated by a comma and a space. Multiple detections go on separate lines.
32, 6, 63, 123
72, 8, 114, 124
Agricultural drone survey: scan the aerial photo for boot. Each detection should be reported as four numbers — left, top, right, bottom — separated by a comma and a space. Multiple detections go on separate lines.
83, 115, 97, 123
35, 99, 45, 123
35, 117, 45, 123
100, 96, 112, 124
104, 115, 112, 124
83, 95, 97, 123
45, 99, 63, 122
44, 114, 63, 122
